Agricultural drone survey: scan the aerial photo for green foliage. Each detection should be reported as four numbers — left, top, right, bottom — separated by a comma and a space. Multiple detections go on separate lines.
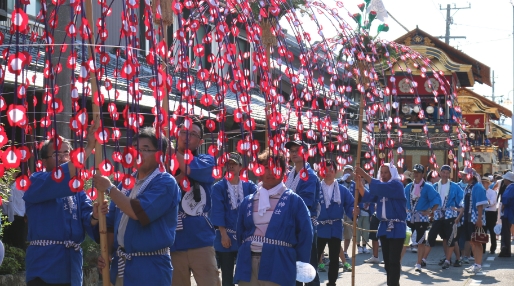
0, 168, 19, 237
0, 245, 25, 275
82, 236, 100, 269
250, 0, 306, 21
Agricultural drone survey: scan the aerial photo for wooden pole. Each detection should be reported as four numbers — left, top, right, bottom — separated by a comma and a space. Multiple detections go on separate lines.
261, 20, 276, 148
351, 61, 369, 286
84, 1, 110, 285
152, 0, 173, 138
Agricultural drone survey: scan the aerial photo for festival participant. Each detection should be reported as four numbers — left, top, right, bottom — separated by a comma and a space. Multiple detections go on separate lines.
482, 177, 498, 254
210, 152, 257, 286
355, 164, 406, 286
498, 172, 514, 257
284, 140, 320, 286
423, 165, 464, 269
234, 148, 313, 286
404, 164, 440, 272
94, 127, 181, 285
23, 123, 98, 286
501, 177, 514, 255
316, 160, 355, 286
2, 172, 27, 250
459, 168, 488, 274
170, 117, 220, 286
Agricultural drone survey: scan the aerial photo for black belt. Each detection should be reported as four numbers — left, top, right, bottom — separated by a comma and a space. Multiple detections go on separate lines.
251, 251, 262, 257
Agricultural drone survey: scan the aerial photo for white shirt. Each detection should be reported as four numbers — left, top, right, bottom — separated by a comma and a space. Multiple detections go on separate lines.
485, 188, 498, 211
439, 181, 450, 207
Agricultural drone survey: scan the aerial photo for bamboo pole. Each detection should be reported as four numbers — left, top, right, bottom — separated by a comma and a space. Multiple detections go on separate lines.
152, 0, 173, 138
351, 61, 369, 286
84, 1, 109, 285
261, 20, 277, 148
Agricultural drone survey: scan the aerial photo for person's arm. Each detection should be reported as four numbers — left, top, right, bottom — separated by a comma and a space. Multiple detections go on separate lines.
294, 195, 313, 263
423, 185, 440, 215
294, 169, 318, 213
341, 185, 355, 220
184, 154, 215, 184
210, 181, 230, 248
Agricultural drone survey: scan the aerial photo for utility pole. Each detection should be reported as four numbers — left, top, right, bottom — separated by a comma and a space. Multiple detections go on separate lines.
492, 70, 495, 102
439, 3, 471, 44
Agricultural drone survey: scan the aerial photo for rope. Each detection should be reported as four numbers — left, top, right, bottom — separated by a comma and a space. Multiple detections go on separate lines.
342, 220, 378, 233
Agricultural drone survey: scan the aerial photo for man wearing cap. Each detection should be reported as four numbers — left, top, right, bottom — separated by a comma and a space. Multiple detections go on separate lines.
338, 165, 359, 263
210, 152, 257, 286
498, 171, 514, 257
404, 164, 440, 272
355, 164, 406, 286
170, 117, 221, 285
284, 140, 320, 286
459, 168, 488, 274
423, 165, 464, 269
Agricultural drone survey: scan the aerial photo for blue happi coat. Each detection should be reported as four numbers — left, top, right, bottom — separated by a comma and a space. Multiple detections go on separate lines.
432, 181, 464, 220
502, 184, 514, 224
171, 154, 216, 251
461, 182, 488, 225
210, 178, 257, 252
24, 162, 94, 286
405, 181, 441, 223
317, 183, 355, 240
287, 163, 321, 217
98, 171, 180, 286
362, 179, 407, 239
234, 189, 313, 285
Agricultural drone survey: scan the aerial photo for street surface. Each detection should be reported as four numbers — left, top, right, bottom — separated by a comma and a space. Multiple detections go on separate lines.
189, 238, 514, 285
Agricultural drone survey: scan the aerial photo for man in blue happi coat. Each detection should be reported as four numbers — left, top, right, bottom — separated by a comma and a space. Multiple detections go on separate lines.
170, 117, 221, 286
284, 140, 320, 286
424, 165, 464, 269
210, 152, 257, 286
234, 148, 312, 286
459, 168, 488, 274
94, 127, 181, 286
317, 160, 355, 286
404, 164, 440, 272
24, 123, 98, 286
355, 163, 406, 286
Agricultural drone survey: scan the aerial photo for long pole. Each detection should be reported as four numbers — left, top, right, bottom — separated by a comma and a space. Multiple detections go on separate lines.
511, 2, 514, 170
85, 1, 110, 285
351, 62, 367, 286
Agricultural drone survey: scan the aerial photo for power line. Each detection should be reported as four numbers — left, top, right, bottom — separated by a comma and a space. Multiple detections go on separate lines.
438, 3, 471, 44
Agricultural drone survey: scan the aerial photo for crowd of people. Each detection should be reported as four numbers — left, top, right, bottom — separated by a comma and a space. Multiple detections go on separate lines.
1, 118, 514, 286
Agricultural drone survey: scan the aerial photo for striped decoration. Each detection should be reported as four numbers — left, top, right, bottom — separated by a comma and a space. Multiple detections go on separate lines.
244, 235, 293, 247
116, 247, 170, 278
29, 240, 81, 251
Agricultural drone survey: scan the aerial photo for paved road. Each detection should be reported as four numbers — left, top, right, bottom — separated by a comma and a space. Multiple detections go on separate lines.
188, 237, 514, 285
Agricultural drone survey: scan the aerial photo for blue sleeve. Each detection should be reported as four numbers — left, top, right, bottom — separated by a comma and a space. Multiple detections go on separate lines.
79, 191, 95, 239
369, 179, 405, 199
24, 163, 74, 203
341, 185, 355, 219
453, 184, 464, 208
294, 195, 313, 263
361, 189, 378, 203
474, 185, 488, 206
187, 154, 215, 184
296, 169, 319, 214
210, 180, 227, 227
236, 197, 248, 245
425, 185, 441, 207
135, 175, 180, 225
